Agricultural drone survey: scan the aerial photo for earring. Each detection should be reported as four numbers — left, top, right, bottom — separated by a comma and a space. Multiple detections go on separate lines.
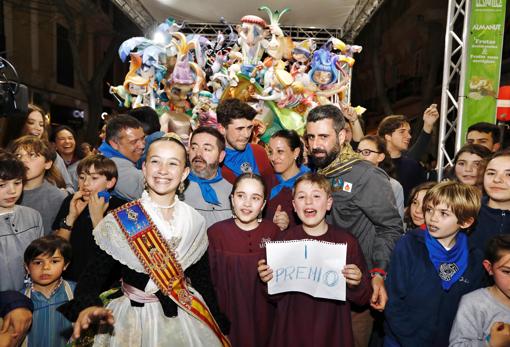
178, 181, 185, 195
257, 212, 263, 223
24, 272, 32, 287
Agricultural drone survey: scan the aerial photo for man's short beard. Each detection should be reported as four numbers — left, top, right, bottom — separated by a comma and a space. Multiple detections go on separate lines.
192, 161, 219, 179
308, 144, 340, 169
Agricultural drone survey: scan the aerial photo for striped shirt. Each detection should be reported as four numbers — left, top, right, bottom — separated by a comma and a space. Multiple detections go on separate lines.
22, 280, 75, 347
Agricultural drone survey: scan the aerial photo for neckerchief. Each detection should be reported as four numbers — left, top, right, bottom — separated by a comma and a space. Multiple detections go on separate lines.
317, 143, 361, 178
112, 201, 231, 346
188, 169, 223, 205
224, 145, 260, 176
99, 141, 131, 162
270, 165, 310, 200
425, 229, 469, 291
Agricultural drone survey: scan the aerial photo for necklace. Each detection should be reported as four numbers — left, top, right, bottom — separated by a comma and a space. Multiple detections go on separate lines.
152, 199, 177, 209
143, 190, 177, 209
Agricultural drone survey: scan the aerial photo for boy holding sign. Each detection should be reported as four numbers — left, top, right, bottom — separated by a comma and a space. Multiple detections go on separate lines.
258, 173, 371, 347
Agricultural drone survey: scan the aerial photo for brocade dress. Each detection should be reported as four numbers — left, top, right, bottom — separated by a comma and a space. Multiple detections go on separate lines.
59, 192, 228, 347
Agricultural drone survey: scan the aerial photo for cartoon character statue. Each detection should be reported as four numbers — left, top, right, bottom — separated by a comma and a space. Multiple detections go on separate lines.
290, 39, 316, 89
191, 91, 218, 128
163, 32, 206, 113
257, 7, 294, 91
308, 45, 349, 105
259, 6, 294, 61
236, 15, 268, 75
122, 53, 156, 109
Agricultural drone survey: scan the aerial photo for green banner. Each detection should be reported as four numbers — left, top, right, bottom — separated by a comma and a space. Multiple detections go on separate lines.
461, 0, 506, 141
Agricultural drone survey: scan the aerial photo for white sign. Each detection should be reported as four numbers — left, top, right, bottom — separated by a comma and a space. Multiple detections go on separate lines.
266, 239, 347, 301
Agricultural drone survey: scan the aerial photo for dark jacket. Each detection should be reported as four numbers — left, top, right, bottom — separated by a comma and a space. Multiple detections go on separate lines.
385, 229, 486, 347
0, 290, 33, 317
326, 159, 403, 271
469, 197, 510, 252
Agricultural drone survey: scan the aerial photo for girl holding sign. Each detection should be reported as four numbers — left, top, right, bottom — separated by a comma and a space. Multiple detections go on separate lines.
208, 173, 280, 347
257, 173, 371, 347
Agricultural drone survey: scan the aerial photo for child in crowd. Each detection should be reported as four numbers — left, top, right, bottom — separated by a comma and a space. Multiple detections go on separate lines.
0, 150, 44, 291
10, 135, 67, 234
450, 234, 510, 346
469, 150, 510, 251
403, 181, 436, 231
54, 154, 125, 283
385, 181, 485, 347
3, 104, 74, 192
257, 173, 371, 347
22, 235, 75, 347
208, 173, 280, 347
451, 144, 492, 190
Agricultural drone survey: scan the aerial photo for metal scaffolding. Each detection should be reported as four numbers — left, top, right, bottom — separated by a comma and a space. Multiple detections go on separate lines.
171, 23, 344, 45
342, 0, 386, 42
437, 0, 471, 180
111, 0, 386, 44
110, 0, 154, 30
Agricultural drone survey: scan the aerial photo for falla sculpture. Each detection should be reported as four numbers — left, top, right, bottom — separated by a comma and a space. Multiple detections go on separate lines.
110, 8, 364, 143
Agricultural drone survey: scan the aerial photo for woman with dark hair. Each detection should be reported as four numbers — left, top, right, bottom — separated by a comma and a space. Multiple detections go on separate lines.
2, 105, 74, 192
450, 143, 492, 191
52, 126, 82, 166
357, 135, 405, 219
52, 126, 84, 190
2, 104, 49, 147
266, 129, 310, 229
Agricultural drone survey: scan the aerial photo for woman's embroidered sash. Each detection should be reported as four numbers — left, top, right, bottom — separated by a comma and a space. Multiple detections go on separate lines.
112, 201, 230, 347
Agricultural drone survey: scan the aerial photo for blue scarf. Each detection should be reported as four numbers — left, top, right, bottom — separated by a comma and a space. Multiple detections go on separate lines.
188, 169, 223, 205
270, 165, 310, 200
99, 141, 131, 162
223, 145, 260, 176
425, 229, 469, 291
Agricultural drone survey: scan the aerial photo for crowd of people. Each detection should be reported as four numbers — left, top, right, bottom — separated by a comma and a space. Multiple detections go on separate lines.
0, 98, 509, 347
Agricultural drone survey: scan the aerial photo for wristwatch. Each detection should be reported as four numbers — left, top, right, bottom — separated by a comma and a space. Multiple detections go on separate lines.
59, 217, 73, 230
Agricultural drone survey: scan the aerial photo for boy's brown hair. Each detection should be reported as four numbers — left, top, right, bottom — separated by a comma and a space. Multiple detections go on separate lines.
24, 235, 72, 265
377, 115, 408, 138
77, 154, 118, 181
9, 135, 65, 188
422, 181, 481, 226
0, 149, 26, 182
293, 173, 332, 197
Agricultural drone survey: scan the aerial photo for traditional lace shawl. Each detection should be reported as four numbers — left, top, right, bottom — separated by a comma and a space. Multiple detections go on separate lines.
93, 192, 208, 277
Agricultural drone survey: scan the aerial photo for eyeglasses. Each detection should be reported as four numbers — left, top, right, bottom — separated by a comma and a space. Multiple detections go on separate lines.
356, 149, 381, 156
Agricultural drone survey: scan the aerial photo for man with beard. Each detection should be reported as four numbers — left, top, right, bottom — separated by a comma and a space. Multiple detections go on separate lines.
184, 126, 233, 229
306, 105, 403, 347
216, 99, 276, 191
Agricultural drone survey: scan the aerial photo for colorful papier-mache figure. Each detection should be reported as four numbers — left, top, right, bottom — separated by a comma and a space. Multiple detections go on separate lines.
108, 9, 365, 144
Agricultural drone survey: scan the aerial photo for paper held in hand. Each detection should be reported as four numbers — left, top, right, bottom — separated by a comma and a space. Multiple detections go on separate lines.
266, 239, 347, 301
